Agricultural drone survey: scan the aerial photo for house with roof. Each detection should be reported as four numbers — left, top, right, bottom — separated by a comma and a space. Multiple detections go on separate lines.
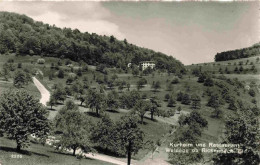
139, 61, 155, 71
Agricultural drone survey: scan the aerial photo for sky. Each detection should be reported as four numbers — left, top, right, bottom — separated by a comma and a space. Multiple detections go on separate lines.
0, 1, 259, 65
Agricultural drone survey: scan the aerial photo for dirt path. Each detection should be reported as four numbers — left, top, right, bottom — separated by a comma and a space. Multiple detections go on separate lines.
32, 77, 50, 106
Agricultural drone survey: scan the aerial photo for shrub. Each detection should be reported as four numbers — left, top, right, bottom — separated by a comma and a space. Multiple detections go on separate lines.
37, 58, 45, 64
171, 78, 179, 84
248, 89, 256, 97
17, 63, 22, 68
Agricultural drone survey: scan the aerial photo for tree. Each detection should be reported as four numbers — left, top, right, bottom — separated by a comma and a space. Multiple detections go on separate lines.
151, 80, 161, 92
118, 83, 124, 93
107, 90, 120, 111
13, 70, 28, 88
181, 93, 191, 105
177, 91, 184, 101
178, 114, 186, 127
197, 74, 206, 83
207, 94, 220, 109
191, 94, 201, 109
177, 106, 182, 114
150, 97, 161, 120
248, 89, 256, 97
204, 77, 214, 86
47, 96, 56, 110
126, 82, 131, 91
54, 107, 94, 156
211, 108, 223, 118
132, 65, 139, 77
136, 78, 147, 91
52, 85, 66, 104
0, 63, 10, 81
171, 78, 179, 84
169, 111, 207, 164
213, 111, 260, 165
120, 90, 141, 109
183, 111, 208, 129
115, 115, 144, 165
85, 89, 107, 116
0, 90, 50, 151
133, 100, 150, 124
91, 115, 116, 153
57, 69, 65, 78
167, 96, 176, 107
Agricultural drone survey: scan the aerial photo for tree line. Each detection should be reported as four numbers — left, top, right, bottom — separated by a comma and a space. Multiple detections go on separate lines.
0, 12, 185, 74
214, 43, 260, 62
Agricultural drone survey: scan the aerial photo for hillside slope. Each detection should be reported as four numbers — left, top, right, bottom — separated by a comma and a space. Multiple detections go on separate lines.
0, 12, 185, 74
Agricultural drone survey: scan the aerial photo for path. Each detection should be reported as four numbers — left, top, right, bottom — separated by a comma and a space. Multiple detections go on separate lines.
32, 77, 50, 106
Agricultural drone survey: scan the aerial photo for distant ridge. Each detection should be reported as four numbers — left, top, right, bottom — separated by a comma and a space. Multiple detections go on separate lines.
215, 42, 260, 62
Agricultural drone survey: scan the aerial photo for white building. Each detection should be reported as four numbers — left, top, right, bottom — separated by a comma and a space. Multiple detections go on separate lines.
139, 61, 155, 71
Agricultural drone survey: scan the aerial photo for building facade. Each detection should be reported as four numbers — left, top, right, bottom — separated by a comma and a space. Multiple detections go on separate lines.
139, 61, 155, 70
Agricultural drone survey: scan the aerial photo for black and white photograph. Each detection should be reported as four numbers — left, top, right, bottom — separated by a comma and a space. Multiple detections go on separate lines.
0, 1, 259, 165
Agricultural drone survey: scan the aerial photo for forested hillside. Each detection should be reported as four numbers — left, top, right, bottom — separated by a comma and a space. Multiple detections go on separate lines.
0, 12, 185, 73
215, 42, 260, 62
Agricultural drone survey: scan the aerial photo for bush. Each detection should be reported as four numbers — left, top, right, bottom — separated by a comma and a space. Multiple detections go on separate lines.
167, 97, 176, 107
164, 93, 170, 101
17, 63, 22, 68
37, 58, 45, 64
204, 77, 214, 86
57, 69, 65, 78
248, 89, 256, 97
171, 78, 179, 84
7, 58, 14, 63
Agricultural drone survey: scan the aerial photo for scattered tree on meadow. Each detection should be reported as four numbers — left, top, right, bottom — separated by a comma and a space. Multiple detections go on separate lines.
91, 115, 117, 154
126, 82, 131, 91
115, 115, 144, 165
167, 96, 176, 107
85, 89, 107, 116
107, 90, 120, 112
57, 69, 65, 78
133, 100, 151, 124
120, 90, 141, 109
181, 93, 191, 105
151, 80, 161, 92
211, 107, 223, 118
136, 78, 147, 91
51, 85, 66, 104
132, 65, 139, 77
47, 95, 56, 110
13, 70, 31, 88
149, 96, 161, 120
0, 90, 50, 151
54, 103, 94, 156
191, 94, 201, 109
171, 78, 179, 84
0, 63, 10, 81
204, 77, 214, 86
248, 89, 256, 97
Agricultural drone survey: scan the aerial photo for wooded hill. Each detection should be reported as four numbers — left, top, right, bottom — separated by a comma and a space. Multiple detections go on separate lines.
215, 42, 260, 62
0, 12, 185, 74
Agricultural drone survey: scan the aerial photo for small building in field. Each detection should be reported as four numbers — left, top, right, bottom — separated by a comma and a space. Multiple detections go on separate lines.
139, 61, 155, 71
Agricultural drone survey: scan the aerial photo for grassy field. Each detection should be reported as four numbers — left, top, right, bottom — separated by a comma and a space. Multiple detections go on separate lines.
0, 137, 113, 165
